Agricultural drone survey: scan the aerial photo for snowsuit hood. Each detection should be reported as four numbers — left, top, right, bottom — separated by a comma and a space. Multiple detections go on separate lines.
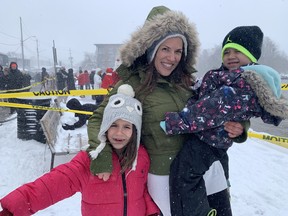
119, 5, 199, 73
242, 70, 288, 119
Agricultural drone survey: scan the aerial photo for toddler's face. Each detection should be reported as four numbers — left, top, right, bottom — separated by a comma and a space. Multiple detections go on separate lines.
223, 48, 252, 70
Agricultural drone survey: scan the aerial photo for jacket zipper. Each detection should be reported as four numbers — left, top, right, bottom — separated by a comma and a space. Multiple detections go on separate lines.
122, 173, 127, 216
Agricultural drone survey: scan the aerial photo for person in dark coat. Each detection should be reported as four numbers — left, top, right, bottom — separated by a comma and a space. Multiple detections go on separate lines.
41, 67, 49, 90
62, 98, 98, 130
6, 62, 24, 91
61, 68, 76, 90
0, 65, 5, 90
89, 70, 95, 89
22, 72, 32, 91
6, 62, 25, 114
56, 67, 67, 90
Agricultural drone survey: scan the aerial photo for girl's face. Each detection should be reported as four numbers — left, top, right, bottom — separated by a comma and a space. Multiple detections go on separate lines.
222, 48, 252, 70
154, 37, 184, 76
107, 119, 133, 153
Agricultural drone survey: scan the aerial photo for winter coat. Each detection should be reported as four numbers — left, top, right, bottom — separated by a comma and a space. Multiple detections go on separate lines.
22, 73, 32, 88
164, 67, 288, 148
93, 73, 102, 89
5, 69, 24, 91
77, 73, 86, 86
83, 71, 90, 85
89, 72, 95, 85
0, 146, 160, 216
101, 70, 119, 89
0, 70, 6, 90
87, 7, 248, 175
56, 71, 66, 90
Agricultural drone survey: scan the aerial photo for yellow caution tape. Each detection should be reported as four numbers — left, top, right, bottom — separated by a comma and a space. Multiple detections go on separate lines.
0, 82, 43, 93
0, 101, 93, 115
0, 89, 109, 99
282, 83, 288, 90
0, 77, 56, 93
248, 131, 288, 149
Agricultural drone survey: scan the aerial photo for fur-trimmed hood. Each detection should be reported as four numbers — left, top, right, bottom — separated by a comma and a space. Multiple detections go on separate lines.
242, 70, 288, 119
119, 6, 199, 73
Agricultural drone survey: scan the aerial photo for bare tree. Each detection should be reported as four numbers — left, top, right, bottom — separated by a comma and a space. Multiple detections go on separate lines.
80, 52, 96, 70
259, 37, 288, 74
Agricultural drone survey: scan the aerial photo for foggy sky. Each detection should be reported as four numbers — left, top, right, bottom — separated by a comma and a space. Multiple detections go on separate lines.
0, 0, 287, 66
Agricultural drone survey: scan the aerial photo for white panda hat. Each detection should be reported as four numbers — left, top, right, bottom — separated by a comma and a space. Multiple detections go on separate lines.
90, 84, 143, 171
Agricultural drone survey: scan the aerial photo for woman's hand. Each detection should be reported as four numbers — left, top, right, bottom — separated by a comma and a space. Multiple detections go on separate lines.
224, 122, 244, 138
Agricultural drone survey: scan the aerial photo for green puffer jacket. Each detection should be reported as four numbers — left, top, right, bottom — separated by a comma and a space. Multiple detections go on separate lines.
88, 64, 195, 175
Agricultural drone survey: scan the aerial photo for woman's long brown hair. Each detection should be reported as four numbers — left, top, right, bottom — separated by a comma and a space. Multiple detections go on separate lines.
135, 53, 195, 102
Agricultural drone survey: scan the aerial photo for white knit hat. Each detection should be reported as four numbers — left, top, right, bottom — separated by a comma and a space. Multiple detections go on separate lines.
89, 84, 143, 171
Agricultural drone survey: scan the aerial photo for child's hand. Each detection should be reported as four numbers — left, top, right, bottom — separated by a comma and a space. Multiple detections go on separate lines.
224, 122, 243, 138
160, 121, 167, 133
97, 172, 111, 181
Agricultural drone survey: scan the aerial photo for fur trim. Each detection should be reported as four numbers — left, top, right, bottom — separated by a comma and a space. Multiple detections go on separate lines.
119, 9, 199, 73
242, 71, 288, 119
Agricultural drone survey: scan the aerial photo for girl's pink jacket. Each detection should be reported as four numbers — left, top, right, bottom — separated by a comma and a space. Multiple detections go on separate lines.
0, 146, 159, 216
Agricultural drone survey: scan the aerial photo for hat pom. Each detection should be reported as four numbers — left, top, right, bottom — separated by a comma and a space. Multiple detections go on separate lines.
117, 84, 135, 97
89, 142, 106, 159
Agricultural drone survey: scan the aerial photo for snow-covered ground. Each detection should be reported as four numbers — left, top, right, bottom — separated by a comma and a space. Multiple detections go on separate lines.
1, 96, 288, 215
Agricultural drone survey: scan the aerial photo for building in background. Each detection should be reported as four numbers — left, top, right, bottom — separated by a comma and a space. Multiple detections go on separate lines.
0, 53, 9, 67
94, 44, 122, 69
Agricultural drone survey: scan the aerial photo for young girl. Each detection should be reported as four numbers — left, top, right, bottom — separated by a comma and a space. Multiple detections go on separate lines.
161, 26, 288, 215
0, 84, 160, 216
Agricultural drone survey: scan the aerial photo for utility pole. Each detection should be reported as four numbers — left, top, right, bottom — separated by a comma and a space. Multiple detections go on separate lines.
36, 39, 40, 70
69, 49, 73, 69
52, 40, 58, 76
20, 17, 25, 71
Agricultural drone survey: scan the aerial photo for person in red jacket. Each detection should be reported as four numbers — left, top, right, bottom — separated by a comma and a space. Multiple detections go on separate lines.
101, 67, 120, 89
0, 84, 160, 216
77, 70, 86, 90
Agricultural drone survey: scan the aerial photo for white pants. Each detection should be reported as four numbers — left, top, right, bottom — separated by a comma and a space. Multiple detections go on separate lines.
147, 161, 227, 216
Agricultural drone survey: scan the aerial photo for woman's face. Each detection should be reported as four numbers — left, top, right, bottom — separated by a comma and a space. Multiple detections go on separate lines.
107, 119, 133, 153
154, 37, 184, 76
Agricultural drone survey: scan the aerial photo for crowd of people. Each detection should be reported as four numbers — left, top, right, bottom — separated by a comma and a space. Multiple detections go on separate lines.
54, 66, 119, 93
1, 4, 287, 216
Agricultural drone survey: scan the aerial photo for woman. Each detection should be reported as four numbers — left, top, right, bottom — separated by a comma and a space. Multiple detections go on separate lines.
87, 6, 246, 216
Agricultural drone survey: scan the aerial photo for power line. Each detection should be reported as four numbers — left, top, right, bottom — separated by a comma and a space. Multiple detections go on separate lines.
0, 42, 20, 46
0, 30, 19, 39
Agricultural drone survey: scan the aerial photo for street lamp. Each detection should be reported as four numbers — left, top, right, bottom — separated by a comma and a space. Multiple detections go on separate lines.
20, 17, 39, 71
